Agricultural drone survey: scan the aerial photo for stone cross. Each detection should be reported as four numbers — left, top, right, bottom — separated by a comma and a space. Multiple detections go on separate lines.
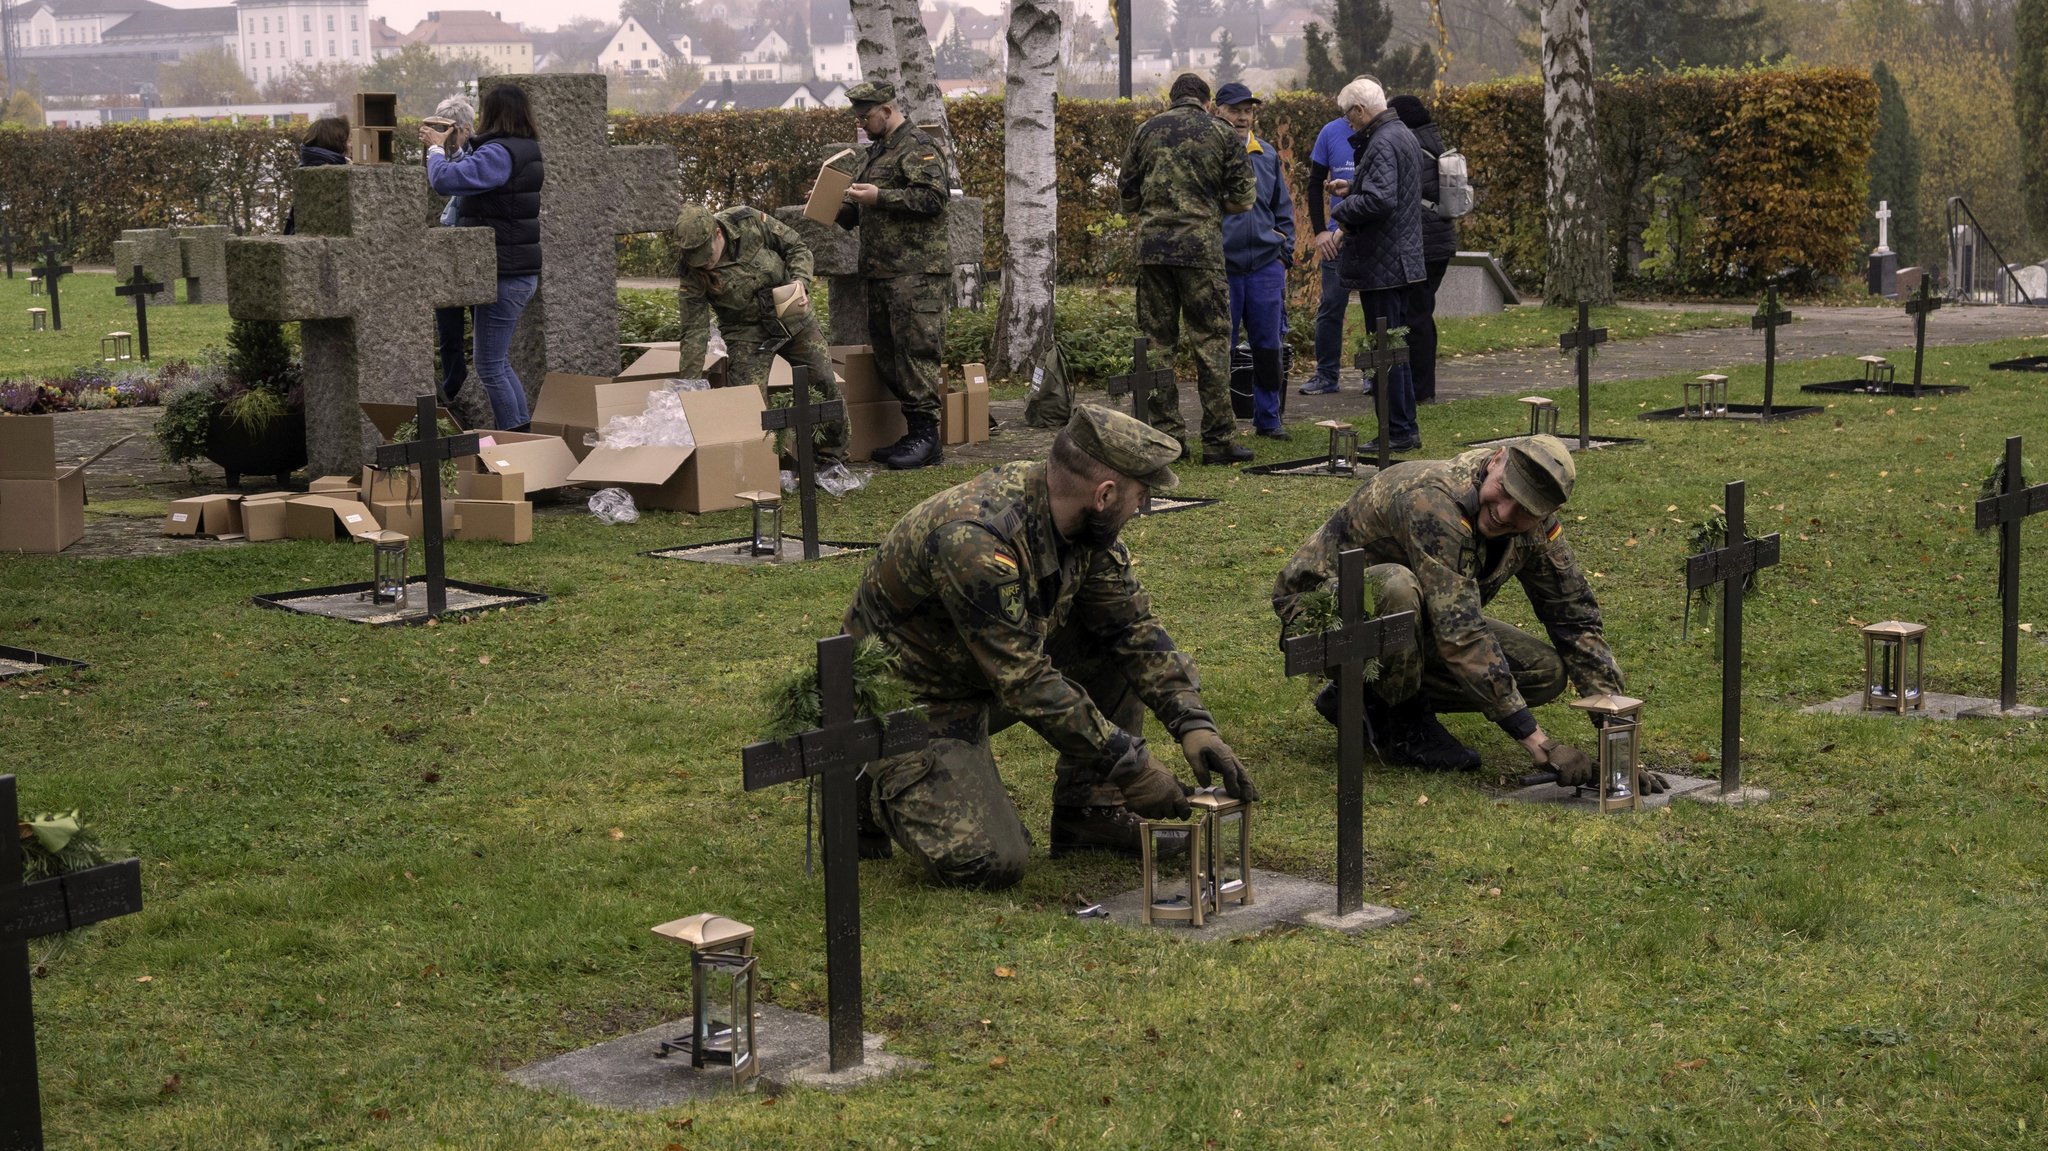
109, 228, 180, 305
227, 164, 497, 477
480, 74, 681, 390
1557, 300, 1608, 450
1107, 336, 1177, 513
1973, 436, 2048, 713
1352, 317, 1409, 468
741, 635, 930, 1071
1905, 276, 1943, 395
114, 264, 165, 361
1683, 481, 1780, 796
759, 365, 845, 561
1281, 549, 1417, 917
2, 774, 144, 1151
1874, 201, 1892, 254
31, 242, 71, 332
175, 226, 230, 304
373, 395, 480, 620
1750, 285, 1793, 417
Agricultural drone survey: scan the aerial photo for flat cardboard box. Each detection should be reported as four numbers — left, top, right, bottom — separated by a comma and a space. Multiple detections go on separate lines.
285, 495, 381, 541
530, 374, 661, 460
616, 345, 727, 386
804, 148, 859, 224
162, 494, 244, 538
829, 345, 893, 405
458, 470, 523, 501
0, 429, 132, 553
567, 386, 776, 513
360, 402, 460, 443
0, 416, 59, 479
844, 400, 908, 461
240, 492, 294, 542
369, 498, 460, 541
471, 431, 578, 491
308, 474, 358, 494
361, 465, 427, 505
452, 499, 532, 544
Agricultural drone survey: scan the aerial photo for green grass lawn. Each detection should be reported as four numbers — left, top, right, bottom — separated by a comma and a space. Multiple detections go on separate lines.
7, 334, 2048, 1148
0, 270, 232, 378
1433, 303, 1748, 358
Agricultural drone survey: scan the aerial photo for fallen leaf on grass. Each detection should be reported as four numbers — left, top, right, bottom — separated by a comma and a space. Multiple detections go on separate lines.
989, 1055, 1009, 1069
668, 1116, 694, 1130
1416, 794, 1429, 806
1690, 752, 1712, 764
477, 655, 491, 665
993, 965, 1015, 978
1674, 1057, 1708, 1071
608, 827, 625, 841
160, 1074, 181, 1095
136, 975, 154, 983
1498, 1114, 1514, 1127
369, 1107, 389, 1120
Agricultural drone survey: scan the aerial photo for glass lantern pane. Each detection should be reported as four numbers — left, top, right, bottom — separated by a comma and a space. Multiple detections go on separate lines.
1211, 811, 1245, 898
694, 955, 750, 1063
1602, 727, 1635, 799
1148, 824, 1198, 911
1869, 639, 1897, 697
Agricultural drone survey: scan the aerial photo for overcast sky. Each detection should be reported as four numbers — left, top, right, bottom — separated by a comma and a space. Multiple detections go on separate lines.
142, 0, 1026, 37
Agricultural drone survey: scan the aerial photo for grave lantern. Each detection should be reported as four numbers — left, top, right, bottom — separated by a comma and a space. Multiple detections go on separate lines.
1684, 374, 1729, 419
1189, 789, 1253, 914
1858, 355, 1895, 392
1519, 396, 1559, 436
651, 913, 759, 1088
1860, 620, 1927, 714
366, 530, 409, 607
739, 490, 782, 559
1139, 818, 1207, 927
1317, 419, 1359, 474
1568, 694, 1645, 813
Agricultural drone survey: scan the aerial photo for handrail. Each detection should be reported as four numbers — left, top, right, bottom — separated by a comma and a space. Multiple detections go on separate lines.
1946, 196, 2036, 305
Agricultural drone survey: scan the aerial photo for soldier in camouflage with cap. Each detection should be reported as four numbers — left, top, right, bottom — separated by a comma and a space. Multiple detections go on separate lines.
674, 203, 848, 468
1117, 72, 1257, 465
829, 80, 951, 470
1271, 435, 1667, 791
845, 405, 1260, 889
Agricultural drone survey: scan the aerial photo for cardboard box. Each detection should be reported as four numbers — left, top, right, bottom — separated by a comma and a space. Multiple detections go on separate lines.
616, 345, 727, 386
286, 495, 381, 541
368, 498, 459, 541
240, 492, 294, 542
308, 474, 358, 494
360, 402, 460, 443
963, 362, 990, 445
844, 400, 908, 461
471, 431, 578, 491
804, 148, 859, 224
361, 465, 427, 505
530, 374, 660, 460
162, 494, 244, 538
0, 416, 59, 479
0, 424, 131, 553
829, 345, 894, 405
566, 387, 777, 513
458, 470, 523, 501
452, 499, 533, 544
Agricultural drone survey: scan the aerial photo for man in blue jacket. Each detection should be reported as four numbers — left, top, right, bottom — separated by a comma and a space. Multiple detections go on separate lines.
1328, 75, 1425, 451
1214, 82, 1297, 440
1300, 87, 1360, 396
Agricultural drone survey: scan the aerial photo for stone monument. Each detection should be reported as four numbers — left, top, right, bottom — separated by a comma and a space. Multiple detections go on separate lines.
109, 228, 181, 304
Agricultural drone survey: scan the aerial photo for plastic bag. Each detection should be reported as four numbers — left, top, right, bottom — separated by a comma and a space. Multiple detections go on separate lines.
591, 386, 695, 448
781, 462, 868, 496
587, 487, 639, 524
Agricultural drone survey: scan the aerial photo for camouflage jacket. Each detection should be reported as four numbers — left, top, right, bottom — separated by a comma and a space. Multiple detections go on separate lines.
1116, 97, 1256, 269
1271, 448, 1624, 722
835, 121, 951, 278
678, 206, 816, 368
844, 461, 1217, 772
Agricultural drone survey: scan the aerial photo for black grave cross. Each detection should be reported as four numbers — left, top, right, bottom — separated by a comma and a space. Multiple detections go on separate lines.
741, 635, 930, 1071
1352, 317, 1409, 469
113, 264, 166, 361
0, 217, 15, 280
1683, 481, 1781, 796
760, 365, 845, 562
1750, 284, 1794, 418
1973, 436, 2048, 712
2, 775, 144, 1151
1905, 276, 1944, 396
1281, 549, 1418, 916
1558, 300, 1609, 450
31, 242, 71, 333
373, 394, 480, 619
1106, 336, 1177, 512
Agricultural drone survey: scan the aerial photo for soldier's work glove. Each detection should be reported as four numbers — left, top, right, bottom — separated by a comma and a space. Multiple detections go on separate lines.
1539, 739, 1595, 789
1181, 730, 1259, 803
1117, 755, 1194, 821
1639, 769, 1672, 795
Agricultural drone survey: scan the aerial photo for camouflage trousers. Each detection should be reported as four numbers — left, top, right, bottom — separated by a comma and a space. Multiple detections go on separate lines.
865, 272, 946, 423
723, 316, 848, 466
1135, 264, 1235, 449
1365, 563, 1568, 713
865, 649, 1141, 890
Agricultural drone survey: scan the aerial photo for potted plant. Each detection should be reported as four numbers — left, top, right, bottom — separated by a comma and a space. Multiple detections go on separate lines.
155, 319, 306, 487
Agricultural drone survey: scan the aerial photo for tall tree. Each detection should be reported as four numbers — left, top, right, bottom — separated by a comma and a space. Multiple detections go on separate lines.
157, 46, 259, 105
991, 0, 1059, 379
1302, 0, 1438, 93
1593, 0, 1773, 71
935, 29, 991, 79
2019, 0, 2048, 244
1540, 0, 1610, 305
891, 0, 956, 178
1867, 60, 1925, 263
1212, 29, 1244, 85
1301, 21, 1343, 92
358, 43, 487, 116
849, 0, 900, 93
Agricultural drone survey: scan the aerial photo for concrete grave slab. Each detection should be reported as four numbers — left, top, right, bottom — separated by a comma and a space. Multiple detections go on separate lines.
1500, 773, 1717, 811
507, 1005, 919, 1109
1085, 868, 1408, 942
644, 537, 875, 566
251, 578, 543, 626
1681, 785, 1773, 806
1801, 691, 2043, 720
109, 229, 179, 303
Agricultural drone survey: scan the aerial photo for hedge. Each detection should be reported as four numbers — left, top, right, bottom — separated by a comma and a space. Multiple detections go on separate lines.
0, 67, 1874, 298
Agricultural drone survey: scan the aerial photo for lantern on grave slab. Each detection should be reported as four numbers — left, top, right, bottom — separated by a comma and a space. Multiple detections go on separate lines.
1520, 396, 1559, 436
1568, 694, 1645, 813
651, 913, 759, 1087
1858, 355, 1895, 392
739, 490, 782, 559
367, 530, 409, 607
1139, 817, 1207, 927
1861, 620, 1927, 714
1317, 419, 1359, 473
1190, 788, 1253, 914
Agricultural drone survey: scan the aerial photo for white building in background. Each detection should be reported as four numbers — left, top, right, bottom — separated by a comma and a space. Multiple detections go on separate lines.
810, 38, 858, 83
594, 16, 703, 79
231, 0, 373, 83
2, 0, 372, 84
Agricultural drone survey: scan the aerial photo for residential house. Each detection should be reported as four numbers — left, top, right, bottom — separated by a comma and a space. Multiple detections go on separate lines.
404, 8, 531, 73
366, 14, 401, 57
676, 77, 844, 112
231, 0, 376, 85
698, 28, 800, 83
594, 15, 689, 78
810, 37, 857, 83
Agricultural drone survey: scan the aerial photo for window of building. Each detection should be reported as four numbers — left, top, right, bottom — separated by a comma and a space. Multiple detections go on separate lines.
247, 18, 254, 32
325, 15, 333, 31
351, 38, 358, 54
304, 39, 312, 56
262, 41, 270, 56
261, 17, 268, 32
328, 39, 335, 55
301, 15, 310, 32
350, 15, 358, 31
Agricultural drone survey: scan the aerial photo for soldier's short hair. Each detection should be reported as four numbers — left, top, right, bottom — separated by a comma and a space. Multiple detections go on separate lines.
1336, 76, 1387, 116
1169, 73, 1211, 104
1050, 429, 1117, 485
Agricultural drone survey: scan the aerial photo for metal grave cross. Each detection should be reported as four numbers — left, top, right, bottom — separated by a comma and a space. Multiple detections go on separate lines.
1352, 317, 1408, 468
2, 775, 144, 1151
1281, 549, 1417, 916
113, 264, 166, 361
1905, 276, 1944, 396
373, 394, 480, 620
1750, 284, 1794, 417
740, 635, 930, 1071
759, 365, 845, 561
31, 242, 71, 333
0, 217, 14, 279
1973, 436, 2048, 712
1558, 301, 1609, 450
1683, 481, 1781, 796
1106, 335, 1177, 512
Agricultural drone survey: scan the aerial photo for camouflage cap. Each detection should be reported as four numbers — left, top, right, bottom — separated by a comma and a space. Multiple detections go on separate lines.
1067, 404, 1181, 492
674, 204, 719, 269
1501, 434, 1576, 517
845, 80, 896, 109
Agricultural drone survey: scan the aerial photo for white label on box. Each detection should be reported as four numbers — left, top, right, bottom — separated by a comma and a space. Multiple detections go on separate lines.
345, 514, 362, 523
171, 512, 188, 522
494, 459, 512, 468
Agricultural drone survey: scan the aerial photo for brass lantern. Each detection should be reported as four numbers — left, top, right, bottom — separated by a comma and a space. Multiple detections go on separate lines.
1189, 789, 1252, 913
1684, 374, 1729, 419
1569, 694, 1645, 813
1861, 620, 1927, 713
739, 490, 783, 559
1519, 396, 1559, 436
367, 530, 409, 607
1858, 355, 1895, 392
1139, 818, 1207, 927
651, 913, 759, 1087
1317, 419, 1359, 474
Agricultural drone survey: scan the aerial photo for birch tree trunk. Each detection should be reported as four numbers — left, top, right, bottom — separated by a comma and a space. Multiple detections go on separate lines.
990, 0, 1060, 378
890, 0, 960, 185
1540, 0, 1612, 306
849, 0, 899, 94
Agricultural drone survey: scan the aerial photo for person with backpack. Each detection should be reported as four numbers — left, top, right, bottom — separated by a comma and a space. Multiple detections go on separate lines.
1391, 94, 1463, 405
1326, 76, 1425, 452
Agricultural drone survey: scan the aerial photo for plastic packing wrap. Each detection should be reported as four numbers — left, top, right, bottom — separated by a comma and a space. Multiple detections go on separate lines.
587, 487, 639, 524
780, 461, 868, 497
590, 386, 695, 449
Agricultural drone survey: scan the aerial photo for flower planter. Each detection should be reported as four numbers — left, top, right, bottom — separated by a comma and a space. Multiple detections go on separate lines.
205, 408, 307, 488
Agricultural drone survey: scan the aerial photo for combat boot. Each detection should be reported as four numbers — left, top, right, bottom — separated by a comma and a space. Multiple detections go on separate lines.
1384, 701, 1481, 772
1049, 805, 1189, 859
881, 416, 943, 470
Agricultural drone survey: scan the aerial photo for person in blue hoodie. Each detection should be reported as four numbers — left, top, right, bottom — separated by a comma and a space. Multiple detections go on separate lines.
1213, 83, 1297, 439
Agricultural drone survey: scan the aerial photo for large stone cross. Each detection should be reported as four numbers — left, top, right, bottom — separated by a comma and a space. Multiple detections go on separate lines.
1684, 481, 1780, 796
1974, 436, 2048, 714
483, 74, 681, 389
226, 164, 498, 476
1874, 201, 1892, 254
110, 228, 181, 305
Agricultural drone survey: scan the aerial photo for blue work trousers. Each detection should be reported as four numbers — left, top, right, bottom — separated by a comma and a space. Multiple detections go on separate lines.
1228, 259, 1288, 432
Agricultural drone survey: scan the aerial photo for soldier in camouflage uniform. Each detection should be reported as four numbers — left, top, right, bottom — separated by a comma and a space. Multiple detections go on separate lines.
845, 405, 1259, 889
1271, 435, 1665, 791
674, 203, 848, 467
1117, 73, 1257, 464
833, 80, 950, 470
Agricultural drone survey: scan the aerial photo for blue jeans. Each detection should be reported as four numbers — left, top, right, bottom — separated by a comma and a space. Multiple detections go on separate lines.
1356, 285, 1417, 443
1228, 259, 1288, 431
475, 274, 537, 429
1312, 257, 1348, 386
435, 305, 467, 399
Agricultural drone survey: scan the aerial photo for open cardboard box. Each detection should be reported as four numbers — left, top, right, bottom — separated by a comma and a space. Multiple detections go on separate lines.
286, 495, 381, 541
162, 493, 244, 539
530, 374, 659, 461
827, 345, 907, 458
239, 491, 295, 542
616, 343, 728, 386
0, 418, 133, 553
368, 498, 459, 541
471, 431, 578, 491
566, 386, 777, 513
453, 499, 532, 544
360, 401, 460, 443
